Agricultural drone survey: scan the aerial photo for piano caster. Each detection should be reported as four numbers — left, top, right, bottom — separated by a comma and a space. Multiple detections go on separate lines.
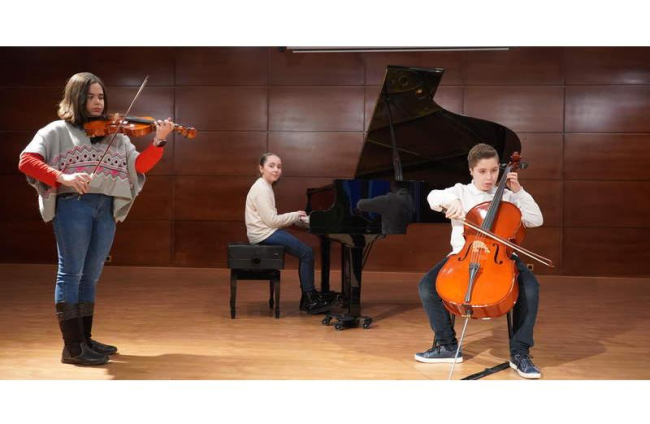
323, 314, 373, 330
362, 318, 373, 329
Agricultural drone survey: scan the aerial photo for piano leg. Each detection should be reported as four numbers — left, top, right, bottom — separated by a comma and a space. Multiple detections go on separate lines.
322, 244, 372, 331
319, 236, 331, 293
345, 244, 362, 318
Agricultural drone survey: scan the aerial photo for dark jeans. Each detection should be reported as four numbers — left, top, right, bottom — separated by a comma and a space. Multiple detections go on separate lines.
418, 256, 539, 356
53, 193, 116, 304
260, 229, 315, 293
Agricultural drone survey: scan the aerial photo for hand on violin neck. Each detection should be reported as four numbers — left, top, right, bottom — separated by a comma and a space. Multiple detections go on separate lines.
443, 199, 465, 220
506, 172, 522, 193
155, 117, 175, 140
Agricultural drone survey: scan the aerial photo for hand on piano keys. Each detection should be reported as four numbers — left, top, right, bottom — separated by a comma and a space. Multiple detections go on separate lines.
296, 213, 310, 228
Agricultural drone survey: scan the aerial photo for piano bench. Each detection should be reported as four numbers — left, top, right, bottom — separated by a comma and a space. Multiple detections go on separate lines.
227, 243, 285, 319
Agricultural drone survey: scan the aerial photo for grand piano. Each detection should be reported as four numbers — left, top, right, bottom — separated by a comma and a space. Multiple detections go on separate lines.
305, 65, 522, 330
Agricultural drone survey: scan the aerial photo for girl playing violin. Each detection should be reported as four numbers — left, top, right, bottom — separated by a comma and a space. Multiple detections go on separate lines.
18, 72, 174, 365
245, 153, 335, 314
415, 143, 544, 379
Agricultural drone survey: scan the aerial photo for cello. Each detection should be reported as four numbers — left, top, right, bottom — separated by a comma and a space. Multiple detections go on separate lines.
435, 152, 554, 378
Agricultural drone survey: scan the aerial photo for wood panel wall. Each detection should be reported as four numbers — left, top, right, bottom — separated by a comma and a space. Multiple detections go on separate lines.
1, 47, 649, 277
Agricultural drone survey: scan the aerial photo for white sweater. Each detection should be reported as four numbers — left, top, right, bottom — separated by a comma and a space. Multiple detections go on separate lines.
427, 181, 544, 255
245, 178, 301, 244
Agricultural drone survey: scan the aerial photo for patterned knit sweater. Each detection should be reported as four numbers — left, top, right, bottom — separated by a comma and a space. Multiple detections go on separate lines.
21, 120, 149, 223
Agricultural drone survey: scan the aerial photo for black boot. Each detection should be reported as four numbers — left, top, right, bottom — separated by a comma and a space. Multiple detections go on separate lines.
79, 302, 118, 355
299, 293, 307, 311
300, 291, 337, 311
56, 302, 108, 366
301, 290, 334, 315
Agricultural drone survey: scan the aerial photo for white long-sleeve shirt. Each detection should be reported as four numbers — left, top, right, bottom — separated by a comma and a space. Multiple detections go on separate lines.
245, 177, 301, 244
427, 181, 544, 255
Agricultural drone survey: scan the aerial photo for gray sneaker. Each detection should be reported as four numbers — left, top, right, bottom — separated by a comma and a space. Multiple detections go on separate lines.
414, 344, 463, 363
509, 354, 542, 379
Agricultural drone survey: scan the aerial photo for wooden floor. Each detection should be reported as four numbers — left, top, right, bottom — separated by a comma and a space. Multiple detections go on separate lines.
1, 263, 649, 380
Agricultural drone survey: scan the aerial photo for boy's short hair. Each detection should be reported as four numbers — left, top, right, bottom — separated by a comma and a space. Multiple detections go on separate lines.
467, 143, 499, 169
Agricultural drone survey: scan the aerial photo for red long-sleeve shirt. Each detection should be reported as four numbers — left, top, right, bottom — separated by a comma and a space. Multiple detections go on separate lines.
18, 142, 164, 187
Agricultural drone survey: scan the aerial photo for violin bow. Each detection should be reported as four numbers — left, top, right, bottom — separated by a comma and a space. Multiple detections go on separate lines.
89, 75, 150, 177
459, 218, 555, 268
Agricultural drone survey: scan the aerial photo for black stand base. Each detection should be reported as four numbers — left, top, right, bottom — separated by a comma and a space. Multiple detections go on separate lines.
461, 361, 510, 380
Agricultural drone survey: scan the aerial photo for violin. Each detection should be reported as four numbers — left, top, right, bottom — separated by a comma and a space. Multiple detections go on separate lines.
84, 114, 197, 139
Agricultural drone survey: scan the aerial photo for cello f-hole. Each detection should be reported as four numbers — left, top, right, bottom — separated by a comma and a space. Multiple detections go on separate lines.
457, 243, 472, 261
492, 242, 503, 264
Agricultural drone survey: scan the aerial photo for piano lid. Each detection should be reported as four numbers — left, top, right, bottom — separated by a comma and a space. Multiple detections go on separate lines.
356, 65, 522, 189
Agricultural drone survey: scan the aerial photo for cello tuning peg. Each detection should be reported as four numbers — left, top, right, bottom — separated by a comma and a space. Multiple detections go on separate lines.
519, 162, 529, 170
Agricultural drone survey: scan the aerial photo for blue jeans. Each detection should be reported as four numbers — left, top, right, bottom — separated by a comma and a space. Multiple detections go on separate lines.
53, 194, 116, 304
260, 229, 315, 293
418, 256, 539, 356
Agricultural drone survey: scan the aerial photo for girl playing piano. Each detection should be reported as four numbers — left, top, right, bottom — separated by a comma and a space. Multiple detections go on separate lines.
245, 153, 334, 314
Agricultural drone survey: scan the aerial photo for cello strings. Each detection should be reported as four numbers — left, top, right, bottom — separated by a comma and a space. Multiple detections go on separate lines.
466, 163, 510, 305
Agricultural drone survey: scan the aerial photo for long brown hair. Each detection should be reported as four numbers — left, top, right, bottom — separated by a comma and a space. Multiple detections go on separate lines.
57, 72, 108, 128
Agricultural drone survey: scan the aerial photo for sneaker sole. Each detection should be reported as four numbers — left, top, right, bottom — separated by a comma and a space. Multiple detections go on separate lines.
509, 361, 541, 379
414, 354, 463, 364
